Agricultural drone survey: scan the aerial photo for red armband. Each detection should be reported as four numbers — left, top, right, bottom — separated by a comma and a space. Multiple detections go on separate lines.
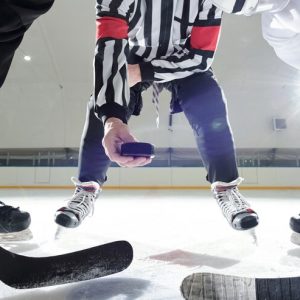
190, 26, 221, 51
96, 16, 129, 40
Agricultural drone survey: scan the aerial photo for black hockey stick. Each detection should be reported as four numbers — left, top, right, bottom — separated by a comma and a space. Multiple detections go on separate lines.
0, 240, 133, 289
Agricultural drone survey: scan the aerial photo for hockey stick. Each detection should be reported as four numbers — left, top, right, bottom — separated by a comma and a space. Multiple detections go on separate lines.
0, 240, 133, 289
181, 272, 300, 300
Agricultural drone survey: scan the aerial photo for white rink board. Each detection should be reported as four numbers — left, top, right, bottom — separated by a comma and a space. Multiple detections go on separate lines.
0, 167, 300, 187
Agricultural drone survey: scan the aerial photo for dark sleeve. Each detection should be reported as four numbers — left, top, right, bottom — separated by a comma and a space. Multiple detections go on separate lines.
0, 0, 54, 87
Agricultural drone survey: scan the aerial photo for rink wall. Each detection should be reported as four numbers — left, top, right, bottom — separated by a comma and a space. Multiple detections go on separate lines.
1, 148, 300, 189
0, 167, 300, 189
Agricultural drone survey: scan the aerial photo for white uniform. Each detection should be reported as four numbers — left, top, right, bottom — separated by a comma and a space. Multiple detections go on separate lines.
212, 0, 300, 70
262, 0, 300, 70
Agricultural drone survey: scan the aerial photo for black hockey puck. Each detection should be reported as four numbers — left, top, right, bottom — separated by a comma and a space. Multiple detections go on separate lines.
120, 142, 155, 158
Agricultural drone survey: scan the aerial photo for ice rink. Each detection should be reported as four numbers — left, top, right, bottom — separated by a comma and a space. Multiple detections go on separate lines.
1, 188, 300, 300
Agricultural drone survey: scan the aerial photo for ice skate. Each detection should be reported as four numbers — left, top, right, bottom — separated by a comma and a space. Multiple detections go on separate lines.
211, 177, 259, 230
290, 214, 300, 233
290, 214, 300, 245
0, 201, 31, 233
54, 177, 100, 228
0, 201, 31, 241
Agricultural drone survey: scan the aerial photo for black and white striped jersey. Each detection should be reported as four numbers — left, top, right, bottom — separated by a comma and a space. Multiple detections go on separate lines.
94, 0, 223, 123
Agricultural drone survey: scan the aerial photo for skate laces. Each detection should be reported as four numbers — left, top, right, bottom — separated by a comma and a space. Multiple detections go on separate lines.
212, 178, 251, 221
67, 178, 100, 220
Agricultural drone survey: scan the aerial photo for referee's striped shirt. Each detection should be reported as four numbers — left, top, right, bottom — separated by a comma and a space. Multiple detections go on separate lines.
94, 0, 223, 123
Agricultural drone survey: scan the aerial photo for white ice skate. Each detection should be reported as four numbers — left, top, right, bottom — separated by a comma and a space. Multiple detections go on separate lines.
212, 177, 259, 230
54, 177, 100, 228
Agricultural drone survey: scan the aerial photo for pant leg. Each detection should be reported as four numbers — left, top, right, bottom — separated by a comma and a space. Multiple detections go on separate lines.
78, 84, 147, 185
0, 0, 54, 88
78, 97, 111, 185
177, 71, 239, 184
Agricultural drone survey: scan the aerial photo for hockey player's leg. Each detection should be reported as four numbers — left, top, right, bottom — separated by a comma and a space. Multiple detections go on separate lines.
55, 97, 110, 228
179, 71, 259, 230
54, 83, 145, 228
0, 0, 54, 236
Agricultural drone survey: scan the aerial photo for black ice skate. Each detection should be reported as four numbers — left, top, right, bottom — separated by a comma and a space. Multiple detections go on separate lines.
211, 177, 259, 230
290, 214, 300, 245
0, 201, 31, 233
55, 177, 100, 228
290, 214, 300, 233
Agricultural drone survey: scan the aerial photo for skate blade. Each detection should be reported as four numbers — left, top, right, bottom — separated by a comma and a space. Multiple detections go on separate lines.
248, 228, 258, 246
290, 232, 300, 246
0, 228, 33, 242
54, 225, 71, 240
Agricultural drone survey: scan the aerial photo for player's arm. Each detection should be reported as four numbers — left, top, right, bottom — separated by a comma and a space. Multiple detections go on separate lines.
94, 0, 135, 124
212, 0, 300, 70
139, 5, 222, 83
94, 0, 151, 167
262, 0, 300, 70
211, 0, 290, 15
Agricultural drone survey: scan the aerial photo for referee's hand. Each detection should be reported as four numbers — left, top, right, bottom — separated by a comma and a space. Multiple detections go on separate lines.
103, 118, 151, 167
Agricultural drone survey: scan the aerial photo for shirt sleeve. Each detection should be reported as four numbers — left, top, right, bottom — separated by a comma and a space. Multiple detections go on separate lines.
139, 5, 222, 82
94, 0, 135, 124
211, 0, 289, 16
262, 11, 300, 70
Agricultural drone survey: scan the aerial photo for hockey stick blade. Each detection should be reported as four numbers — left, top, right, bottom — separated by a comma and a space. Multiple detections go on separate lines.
181, 273, 300, 300
0, 240, 133, 289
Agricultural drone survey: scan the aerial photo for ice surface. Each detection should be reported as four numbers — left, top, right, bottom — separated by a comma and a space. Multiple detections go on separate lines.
0, 189, 300, 299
